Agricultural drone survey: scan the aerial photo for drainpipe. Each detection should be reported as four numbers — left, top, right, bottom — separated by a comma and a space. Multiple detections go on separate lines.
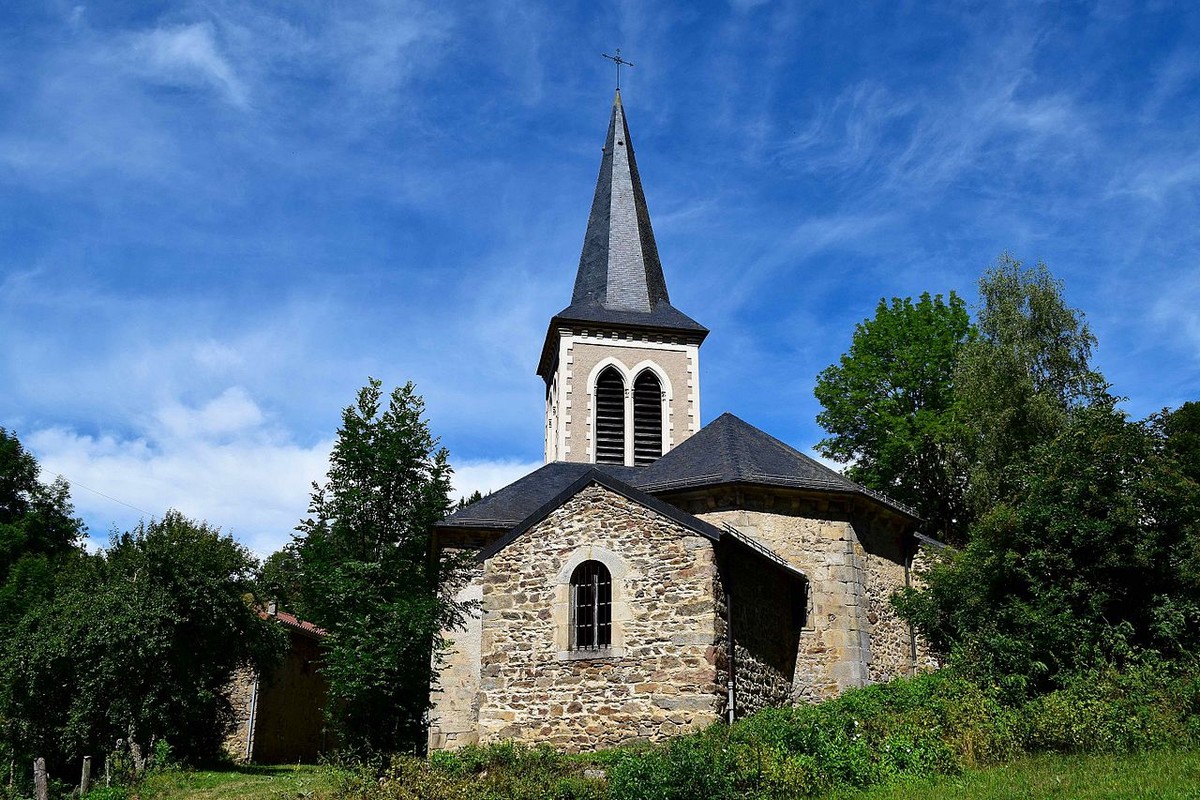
904, 535, 917, 670
244, 674, 260, 762
725, 576, 736, 725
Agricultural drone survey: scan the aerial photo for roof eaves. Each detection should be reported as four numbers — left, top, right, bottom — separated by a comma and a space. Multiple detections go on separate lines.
642, 476, 920, 521
477, 468, 723, 562
720, 523, 809, 581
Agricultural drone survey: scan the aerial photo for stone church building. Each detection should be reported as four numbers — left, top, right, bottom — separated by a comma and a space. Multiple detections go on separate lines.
428, 92, 934, 752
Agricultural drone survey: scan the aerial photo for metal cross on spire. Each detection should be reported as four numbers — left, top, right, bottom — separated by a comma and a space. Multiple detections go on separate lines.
602, 49, 634, 91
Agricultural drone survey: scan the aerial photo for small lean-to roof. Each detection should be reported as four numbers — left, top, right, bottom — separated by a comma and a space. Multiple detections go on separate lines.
477, 468, 725, 561
632, 412, 920, 520
439, 461, 640, 530
260, 609, 326, 639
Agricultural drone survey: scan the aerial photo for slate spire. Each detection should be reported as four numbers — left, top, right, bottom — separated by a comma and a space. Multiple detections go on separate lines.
572, 90, 669, 313
550, 92, 704, 334
538, 91, 706, 380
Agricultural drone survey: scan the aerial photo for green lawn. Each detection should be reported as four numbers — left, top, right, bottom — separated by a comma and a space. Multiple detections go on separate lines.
137, 764, 341, 800
839, 750, 1200, 800
127, 751, 1200, 799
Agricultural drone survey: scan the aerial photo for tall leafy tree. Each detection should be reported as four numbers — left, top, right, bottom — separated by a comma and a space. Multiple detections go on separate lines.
895, 400, 1200, 692
0, 428, 83, 628
814, 292, 974, 542
1, 511, 280, 772
1160, 400, 1200, 484
295, 378, 470, 755
955, 254, 1109, 513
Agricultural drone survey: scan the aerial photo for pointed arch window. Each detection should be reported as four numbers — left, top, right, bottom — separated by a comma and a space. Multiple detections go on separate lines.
594, 367, 626, 464
570, 560, 612, 650
633, 370, 663, 466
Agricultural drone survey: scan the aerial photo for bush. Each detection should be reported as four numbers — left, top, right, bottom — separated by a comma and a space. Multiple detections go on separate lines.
607, 733, 740, 800
338, 664, 1200, 800
352, 743, 605, 800
1025, 660, 1200, 754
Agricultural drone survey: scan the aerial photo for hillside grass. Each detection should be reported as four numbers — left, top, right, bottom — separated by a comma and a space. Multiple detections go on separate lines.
103, 751, 1200, 800
838, 750, 1200, 800
135, 764, 341, 800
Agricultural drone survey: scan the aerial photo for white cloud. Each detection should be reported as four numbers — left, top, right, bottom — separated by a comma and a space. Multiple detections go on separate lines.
126, 22, 248, 107
26, 389, 333, 558
154, 387, 265, 441
450, 459, 541, 503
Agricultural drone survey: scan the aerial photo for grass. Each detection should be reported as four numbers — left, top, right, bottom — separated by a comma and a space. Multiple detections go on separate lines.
123, 751, 1200, 799
135, 764, 341, 800
838, 750, 1200, 800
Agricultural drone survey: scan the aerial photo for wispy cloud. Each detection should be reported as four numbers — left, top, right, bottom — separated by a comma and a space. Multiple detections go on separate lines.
124, 22, 248, 107
27, 388, 334, 557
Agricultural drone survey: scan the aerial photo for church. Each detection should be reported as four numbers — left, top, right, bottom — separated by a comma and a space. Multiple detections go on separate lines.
428, 91, 936, 752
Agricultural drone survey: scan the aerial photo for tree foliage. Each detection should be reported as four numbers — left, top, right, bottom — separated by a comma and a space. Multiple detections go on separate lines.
955, 254, 1109, 513
0, 510, 281, 772
0, 428, 83, 628
895, 401, 1200, 691
1160, 400, 1200, 485
814, 293, 974, 542
295, 378, 471, 755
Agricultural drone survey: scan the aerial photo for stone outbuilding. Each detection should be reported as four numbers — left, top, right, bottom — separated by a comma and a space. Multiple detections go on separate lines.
224, 607, 332, 763
428, 90, 936, 752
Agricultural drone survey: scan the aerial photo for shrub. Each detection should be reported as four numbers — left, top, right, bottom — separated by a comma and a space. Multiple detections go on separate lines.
354, 743, 605, 800
1025, 660, 1200, 754
607, 734, 740, 800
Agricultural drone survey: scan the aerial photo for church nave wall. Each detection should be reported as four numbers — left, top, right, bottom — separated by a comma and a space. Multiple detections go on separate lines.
477, 484, 723, 750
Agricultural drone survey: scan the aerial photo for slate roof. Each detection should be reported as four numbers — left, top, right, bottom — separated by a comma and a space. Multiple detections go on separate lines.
439, 461, 640, 529
439, 413, 919, 535
634, 412, 919, 519
469, 469, 812, 583
476, 468, 724, 561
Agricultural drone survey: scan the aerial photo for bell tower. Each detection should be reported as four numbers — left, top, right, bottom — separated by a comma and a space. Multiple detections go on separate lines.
537, 91, 708, 466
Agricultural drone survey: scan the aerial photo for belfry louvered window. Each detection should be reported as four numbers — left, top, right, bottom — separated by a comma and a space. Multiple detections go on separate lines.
594, 367, 626, 464
632, 371, 663, 466
571, 560, 612, 650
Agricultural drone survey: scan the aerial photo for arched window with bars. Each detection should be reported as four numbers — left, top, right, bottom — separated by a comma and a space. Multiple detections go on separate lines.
570, 560, 612, 650
594, 366, 626, 464
632, 370, 663, 466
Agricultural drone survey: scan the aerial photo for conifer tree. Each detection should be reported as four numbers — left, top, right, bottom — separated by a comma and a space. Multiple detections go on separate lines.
295, 378, 471, 755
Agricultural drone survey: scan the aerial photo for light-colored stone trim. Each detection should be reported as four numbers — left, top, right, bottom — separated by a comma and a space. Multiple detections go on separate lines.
552, 546, 635, 659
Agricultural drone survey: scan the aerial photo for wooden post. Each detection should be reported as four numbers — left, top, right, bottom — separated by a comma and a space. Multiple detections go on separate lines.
129, 739, 144, 778
81, 756, 93, 796
33, 758, 48, 800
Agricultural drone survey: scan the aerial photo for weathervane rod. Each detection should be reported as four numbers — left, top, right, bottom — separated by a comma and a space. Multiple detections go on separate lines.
601, 48, 634, 91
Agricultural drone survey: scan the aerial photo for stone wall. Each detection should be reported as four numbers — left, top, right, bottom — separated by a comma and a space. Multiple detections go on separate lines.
477, 483, 722, 750
251, 630, 330, 763
221, 632, 331, 764
683, 488, 922, 702
429, 529, 502, 751
222, 666, 256, 762
858, 527, 918, 683
715, 546, 803, 717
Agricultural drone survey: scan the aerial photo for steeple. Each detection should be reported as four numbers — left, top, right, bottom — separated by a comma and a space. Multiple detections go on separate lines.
538, 92, 707, 381
572, 90, 669, 314
538, 92, 707, 466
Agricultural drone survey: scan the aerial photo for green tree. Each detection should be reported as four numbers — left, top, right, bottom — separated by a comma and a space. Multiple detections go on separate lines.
1160, 400, 1200, 484
0, 428, 83, 628
814, 293, 974, 542
0, 511, 281, 772
955, 254, 1109, 513
257, 542, 306, 615
895, 400, 1200, 692
295, 378, 471, 755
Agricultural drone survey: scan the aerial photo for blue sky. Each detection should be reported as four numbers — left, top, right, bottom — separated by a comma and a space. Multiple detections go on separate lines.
2, 1, 1198, 556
